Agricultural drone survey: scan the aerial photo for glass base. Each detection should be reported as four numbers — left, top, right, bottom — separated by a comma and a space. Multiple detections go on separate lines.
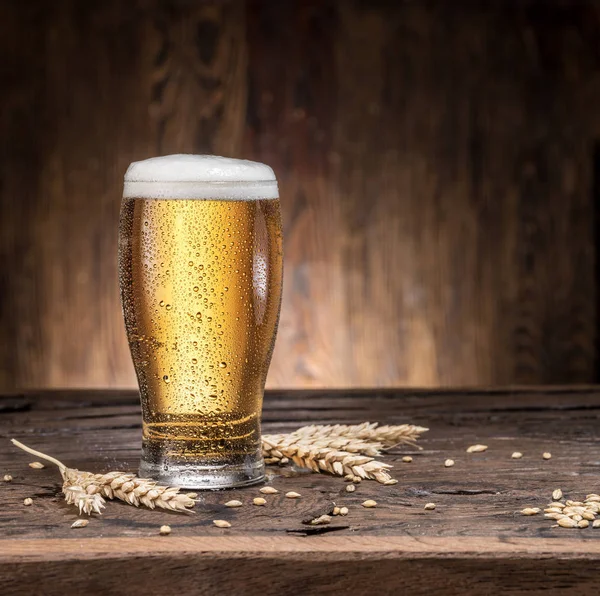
139, 445, 265, 490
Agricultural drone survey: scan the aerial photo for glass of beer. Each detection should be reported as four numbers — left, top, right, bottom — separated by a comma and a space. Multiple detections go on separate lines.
118, 155, 283, 489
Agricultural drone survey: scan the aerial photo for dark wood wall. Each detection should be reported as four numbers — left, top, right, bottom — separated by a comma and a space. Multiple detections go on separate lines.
1, 0, 600, 390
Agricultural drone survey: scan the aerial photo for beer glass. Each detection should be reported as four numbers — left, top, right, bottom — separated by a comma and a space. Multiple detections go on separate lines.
118, 155, 283, 488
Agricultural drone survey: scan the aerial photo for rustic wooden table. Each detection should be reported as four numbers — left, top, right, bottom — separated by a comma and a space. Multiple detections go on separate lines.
1, 388, 599, 595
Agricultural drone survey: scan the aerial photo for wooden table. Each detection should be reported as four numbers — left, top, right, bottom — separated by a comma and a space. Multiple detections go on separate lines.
1, 388, 599, 595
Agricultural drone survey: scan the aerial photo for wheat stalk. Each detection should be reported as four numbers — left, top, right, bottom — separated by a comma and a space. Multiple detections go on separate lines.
262, 422, 428, 484
277, 422, 429, 448
11, 440, 195, 515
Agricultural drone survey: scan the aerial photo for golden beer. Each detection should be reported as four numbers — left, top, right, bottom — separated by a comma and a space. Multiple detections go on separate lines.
119, 156, 282, 488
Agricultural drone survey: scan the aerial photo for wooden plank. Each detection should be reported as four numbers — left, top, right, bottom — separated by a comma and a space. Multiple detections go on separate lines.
1, 388, 600, 594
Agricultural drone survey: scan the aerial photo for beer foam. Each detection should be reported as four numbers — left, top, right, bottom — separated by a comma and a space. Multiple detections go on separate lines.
123, 155, 278, 200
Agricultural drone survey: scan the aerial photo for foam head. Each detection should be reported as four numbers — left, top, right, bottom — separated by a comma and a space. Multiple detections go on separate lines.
123, 154, 278, 200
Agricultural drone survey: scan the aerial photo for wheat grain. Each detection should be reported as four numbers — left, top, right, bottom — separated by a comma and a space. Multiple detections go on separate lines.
213, 520, 231, 528
402, 456, 413, 463
593, 520, 600, 528
361, 500, 377, 508
11, 439, 195, 515
159, 525, 171, 535
339, 506, 349, 516
558, 517, 577, 528
542, 452, 552, 460
345, 484, 356, 493
3, 475, 12, 482
332, 506, 340, 516
285, 491, 301, 499
225, 500, 243, 508
310, 514, 331, 525
259, 487, 278, 494
71, 519, 89, 529
521, 508, 540, 515
578, 519, 589, 528
424, 503, 436, 510
23, 497, 32, 506
466, 444, 488, 453
29, 462, 45, 469
253, 497, 266, 506
444, 459, 455, 467
511, 452, 523, 459
552, 489, 563, 501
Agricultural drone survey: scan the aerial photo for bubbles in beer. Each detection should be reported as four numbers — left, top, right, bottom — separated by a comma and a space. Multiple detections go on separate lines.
118, 192, 283, 461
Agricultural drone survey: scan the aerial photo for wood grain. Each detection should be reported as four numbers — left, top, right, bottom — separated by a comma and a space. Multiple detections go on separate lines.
1, 0, 600, 390
1, 388, 600, 594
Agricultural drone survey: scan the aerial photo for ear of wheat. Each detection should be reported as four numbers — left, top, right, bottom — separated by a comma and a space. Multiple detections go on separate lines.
11, 421, 428, 513
262, 422, 428, 484
11, 439, 195, 515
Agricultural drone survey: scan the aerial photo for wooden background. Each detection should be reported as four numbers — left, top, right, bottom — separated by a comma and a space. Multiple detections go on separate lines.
1, 0, 600, 391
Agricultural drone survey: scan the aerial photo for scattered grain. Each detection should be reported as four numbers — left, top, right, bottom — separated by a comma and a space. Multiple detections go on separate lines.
186, 493, 198, 499
159, 525, 171, 535
424, 503, 436, 511
71, 519, 89, 529
578, 519, 590, 528
511, 452, 523, 459
333, 507, 341, 516
549, 502, 565, 509
520, 508, 540, 516
361, 500, 377, 508
213, 520, 231, 528
353, 476, 362, 483
384, 479, 398, 486
344, 474, 354, 482
582, 511, 596, 521
401, 456, 413, 463
552, 489, 563, 501
592, 520, 600, 528
542, 452, 552, 460
466, 444, 488, 453
260, 487, 278, 495
339, 507, 349, 516
23, 498, 33, 506
444, 459, 455, 468
225, 500, 243, 508
29, 462, 45, 469
3, 475, 12, 482
253, 497, 267, 506
346, 484, 356, 493
285, 492, 301, 499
